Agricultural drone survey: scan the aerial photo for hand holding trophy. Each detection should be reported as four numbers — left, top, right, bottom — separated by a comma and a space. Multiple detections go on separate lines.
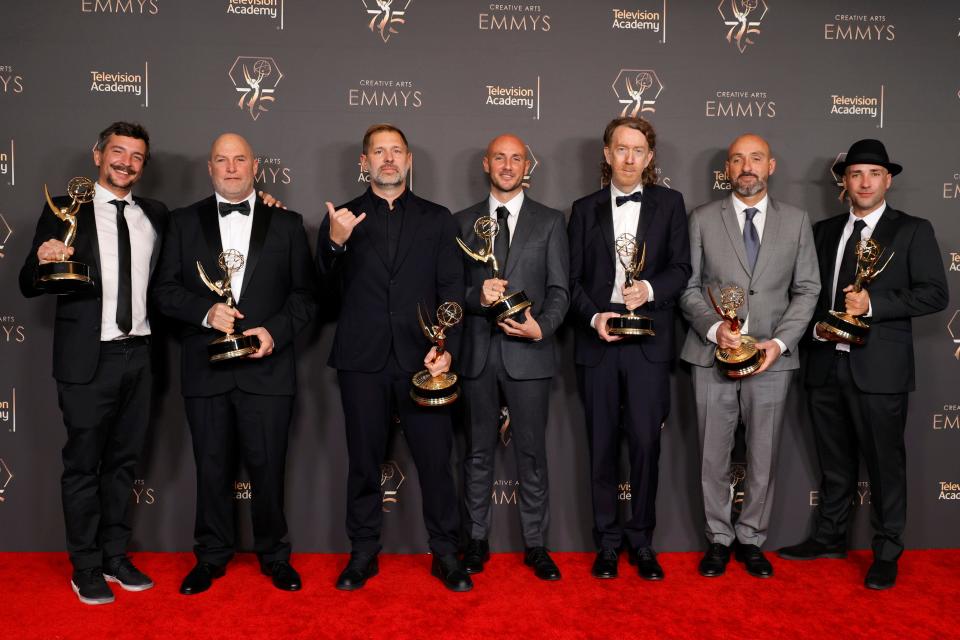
36, 177, 97, 294
607, 233, 655, 336
709, 285, 764, 378
197, 249, 261, 362
410, 301, 463, 407
815, 237, 893, 345
457, 217, 531, 322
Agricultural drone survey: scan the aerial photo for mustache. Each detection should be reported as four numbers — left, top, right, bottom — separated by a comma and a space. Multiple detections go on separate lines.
110, 163, 137, 175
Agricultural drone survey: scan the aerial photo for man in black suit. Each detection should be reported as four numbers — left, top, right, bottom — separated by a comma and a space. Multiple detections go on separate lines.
152, 133, 317, 595
20, 122, 167, 605
318, 123, 470, 592
778, 139, 947, 590
567, 116, 691, 580
456, 134, 569, 580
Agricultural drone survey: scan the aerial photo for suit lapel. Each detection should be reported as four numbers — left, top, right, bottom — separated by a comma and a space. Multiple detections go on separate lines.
636, 187, 658, 252
134, 196, 163, 276
77, 201, 102, 291
869, 207, 902, 256
721, 196, 751, 275
504, 198, 535, 278
238, 199, 272, 302
596, 190, 616, 266
751, 197, 781, 281
198, 196, 224, 278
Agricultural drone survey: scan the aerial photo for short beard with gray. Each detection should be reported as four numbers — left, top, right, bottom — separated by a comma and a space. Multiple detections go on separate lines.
733, 174, 766, 197
372, 167, 407, 188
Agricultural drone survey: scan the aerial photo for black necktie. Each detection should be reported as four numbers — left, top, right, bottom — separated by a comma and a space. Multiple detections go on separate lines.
743, 207, 760, 272
494, 206, 510, 274
218, 201, 251, 216
834, 220, 867, 312
615, 191, 644, 207
112, 199, 132, 335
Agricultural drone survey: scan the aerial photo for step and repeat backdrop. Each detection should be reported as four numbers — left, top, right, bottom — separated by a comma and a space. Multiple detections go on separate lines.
1, 1, 958, 554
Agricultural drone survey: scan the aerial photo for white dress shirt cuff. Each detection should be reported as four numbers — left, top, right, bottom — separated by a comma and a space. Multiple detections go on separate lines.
707, 321, 723, 345
772, 338, 787, 355
642, 280, 654, 302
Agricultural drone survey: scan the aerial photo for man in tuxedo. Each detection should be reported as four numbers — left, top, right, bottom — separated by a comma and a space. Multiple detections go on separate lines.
19, 122, 167, 605
318, 123, 470, 592
778, 139, 947, 590
456, 134, 569, 580
568, 116, 691, 580
152, 133, 316, 595
679, 134, 820, 579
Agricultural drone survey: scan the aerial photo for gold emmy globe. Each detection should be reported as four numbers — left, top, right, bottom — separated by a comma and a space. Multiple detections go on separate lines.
607, 233, 655, 336
410, 301, 463, 407
816, 238, 893, 346
36, 177, 97, 294
456, 217, 531, 323
709, 285, 764, 378
197, 249, 261, 362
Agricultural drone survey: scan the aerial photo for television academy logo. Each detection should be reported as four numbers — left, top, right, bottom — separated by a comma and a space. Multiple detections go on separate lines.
229, 57, 283, 121
932, 403, 960, 431
618, 480, 631, 502
491, 479, 518, 505
380, 461, 405, 512
613, 69, 663, 117
363, 0, 411, 43
485, 77, 541, 119
479, 3, 551, 32
810, 481, 870, 507
0, 65, 24, 94
824, 13, 895, 41
132, 478, 156, 505
938, 482, 960, 500
1, 139, 14, 186
718, 0, 768, 53
1, 315, 25, 343
828, 86, 884, 128
610, 2, 665, 41
234, 480, 253, 500
256, 155, 292, 185
0, 458, 12, 503
712, 167, 731, 191
226, 0, 284, 28
705, 89, 776, 118
89, 63, 149, 107
81, 0, 159, 14
0, 388, 15, 433
348, 79, 423, 110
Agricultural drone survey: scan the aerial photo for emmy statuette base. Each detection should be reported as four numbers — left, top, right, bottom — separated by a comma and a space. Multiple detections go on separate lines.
715, 334, 765, 379
36, 261, 95, 295
410, 370, 460, 407
815, 311, 869, 346
608, 313, 655, 337
492, 290, 532, 323
208, 333, 261, 362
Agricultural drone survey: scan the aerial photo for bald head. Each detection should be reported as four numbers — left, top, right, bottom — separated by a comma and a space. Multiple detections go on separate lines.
483, 134, 529, 200
725, 133, 775, 203
208, 133, 258, 202
727, 134, 771, 160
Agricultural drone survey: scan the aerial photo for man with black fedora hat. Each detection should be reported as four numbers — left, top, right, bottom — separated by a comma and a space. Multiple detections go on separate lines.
778, 139, 947, 590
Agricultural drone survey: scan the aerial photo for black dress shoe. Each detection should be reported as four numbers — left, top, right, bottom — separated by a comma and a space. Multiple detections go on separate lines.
71, 567, 114, 605
103, 555, 154, 591
591, 548, 619, 579
179, 562, 225, 595
431, 554, 473, 592
335, 551, 378, 591
524, 547, 561, 581
462, 538, 490, 575
698, 543, 731, 577
631, 547, 664, 581
735, 543, 774, 578
864, 559, 897, 590
777, 538, 847, 560
261, 560, 302, 591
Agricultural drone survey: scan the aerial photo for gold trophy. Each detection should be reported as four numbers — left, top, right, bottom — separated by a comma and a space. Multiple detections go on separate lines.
197, 249, 261, 362
410, 301, 463, 407
608, 233, 655, 336
709, 285, 764, 378
36, 177, 97, 294
816, 238, 893, 346
456, 217, 531, 322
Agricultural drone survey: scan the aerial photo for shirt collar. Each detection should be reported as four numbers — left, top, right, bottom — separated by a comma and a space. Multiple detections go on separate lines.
731, 193, 769, 217
367, 186, 410, 213
214, 190, 256, 213
94, 181, 134, 207
610, 183, 643, 201
489, 190, 524, 217
848, 201, 886, 230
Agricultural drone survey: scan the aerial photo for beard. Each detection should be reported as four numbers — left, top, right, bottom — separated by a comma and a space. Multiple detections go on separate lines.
371, 165, 407, 188
732, 172, 766, 197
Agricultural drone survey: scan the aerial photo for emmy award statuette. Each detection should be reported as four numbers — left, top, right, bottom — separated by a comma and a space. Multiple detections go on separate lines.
36, 177, 97, 294
197, 249, 261, 362
410, 301, 463, 407
815, 238, 893, 346
607, 233, 655, 337
709, 285, 764, 378
456, 217, 531, 323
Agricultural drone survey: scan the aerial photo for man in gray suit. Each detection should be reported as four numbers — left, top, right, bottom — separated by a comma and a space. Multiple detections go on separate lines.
679, 134, 820, 579
456, 134, 569, 580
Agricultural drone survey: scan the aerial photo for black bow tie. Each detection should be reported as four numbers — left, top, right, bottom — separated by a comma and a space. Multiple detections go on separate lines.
218, 201, 250, 216
615, 191, 643, 207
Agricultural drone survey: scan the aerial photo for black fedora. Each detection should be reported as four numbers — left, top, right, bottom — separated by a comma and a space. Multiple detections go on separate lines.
833, 139, 902, 176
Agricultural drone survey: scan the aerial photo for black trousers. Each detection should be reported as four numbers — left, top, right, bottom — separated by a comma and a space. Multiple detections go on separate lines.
58, 338, 151, 571
576, 339, 670, 551
807, 351, 908, 562
338, 351, 460, 556
462, 333, 552, 547
184, 390, 293, 567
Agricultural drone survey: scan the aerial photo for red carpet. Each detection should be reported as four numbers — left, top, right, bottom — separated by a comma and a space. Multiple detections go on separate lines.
2, 550, 957, 639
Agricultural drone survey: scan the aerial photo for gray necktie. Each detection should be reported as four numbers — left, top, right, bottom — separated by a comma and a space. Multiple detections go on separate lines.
743, 207, 760, 272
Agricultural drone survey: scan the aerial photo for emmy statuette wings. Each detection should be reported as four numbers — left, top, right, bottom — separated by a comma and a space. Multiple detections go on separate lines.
36, 177, 97, 295
197, 249, 261, 362
456, 216, 531, 323
607, 233, 655, 337
708, 285, 764, 378
410, 301, 463, 407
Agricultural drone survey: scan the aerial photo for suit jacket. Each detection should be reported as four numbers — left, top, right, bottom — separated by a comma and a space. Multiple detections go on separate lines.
568, 184, 691, 367
679, 195, 820, 371
317, 188, 464, 373
19, 194, 168, 384
455, 196, 569, 380
151, 196, 317, 397
804, 206, 947, 393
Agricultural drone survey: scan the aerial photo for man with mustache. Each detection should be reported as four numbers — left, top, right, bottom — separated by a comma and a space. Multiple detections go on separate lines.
679, 133, 820, 579
455, 134, 569, 580
778, 139, 947, 590
19, 122, 168, 605
318, 123, 470, 592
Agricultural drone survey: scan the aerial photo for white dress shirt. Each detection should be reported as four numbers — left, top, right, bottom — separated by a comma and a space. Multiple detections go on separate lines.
201, 191, 256, 327
93, 182, 156, 341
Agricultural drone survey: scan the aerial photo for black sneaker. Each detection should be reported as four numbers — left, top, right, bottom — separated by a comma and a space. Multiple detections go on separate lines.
71, 567, 115, 605
103, 556, 155, 591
